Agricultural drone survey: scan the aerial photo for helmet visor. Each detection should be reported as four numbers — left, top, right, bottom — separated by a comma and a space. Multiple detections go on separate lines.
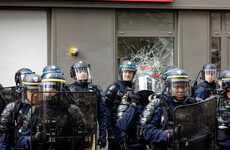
41, 82, 62, 92
204, 69, 216, 83
168, 79, 189, 98
40, 82, 62, 100
19, 73, 32, 84
75, 67, 91, 82
134, 76, 156, 93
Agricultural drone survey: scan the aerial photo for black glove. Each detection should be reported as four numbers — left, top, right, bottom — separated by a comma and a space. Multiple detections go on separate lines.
108, 130, 116, 144
97, 136, 106, 149
130, 93, 141, 104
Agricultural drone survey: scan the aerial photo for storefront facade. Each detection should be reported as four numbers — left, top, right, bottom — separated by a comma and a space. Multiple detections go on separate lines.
0, 0, 230, 91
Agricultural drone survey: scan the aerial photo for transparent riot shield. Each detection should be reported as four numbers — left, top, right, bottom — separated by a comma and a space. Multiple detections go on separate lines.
0, 86, 21, 113
173, 96, 217, 150
31, 91, 97, 150
0, 86, 21, 104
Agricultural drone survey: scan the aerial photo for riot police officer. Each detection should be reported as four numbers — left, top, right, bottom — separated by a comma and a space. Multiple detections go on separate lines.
104, 60, 137, 150
2, 68, 34, 104
162, 66, 179, 94
37, 73, 84, 150
41, 65, 62, 77
0, 74, 42, 150
142, 69, 197, 149
69, 61, 107, 149
116, 73, 156, 150
195, 63, 217, 100
216, 70, 230, 150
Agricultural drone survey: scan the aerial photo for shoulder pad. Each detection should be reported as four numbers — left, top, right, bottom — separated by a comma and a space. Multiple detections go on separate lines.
4, 102, 15, 111
0, 102, 16, 133
139, 97, 161, 126
105, 83, 119, 97
109, 83, 120, 90
148, 94, 161, 102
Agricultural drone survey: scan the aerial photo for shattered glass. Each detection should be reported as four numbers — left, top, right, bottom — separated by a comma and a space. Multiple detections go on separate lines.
118, 37, 174, 93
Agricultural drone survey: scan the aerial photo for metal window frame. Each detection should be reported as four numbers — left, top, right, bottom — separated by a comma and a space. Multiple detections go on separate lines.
115, 9, 178, 77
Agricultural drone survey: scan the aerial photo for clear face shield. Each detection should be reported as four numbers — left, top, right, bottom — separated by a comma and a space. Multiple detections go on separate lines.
168, 79, 189, 100
134, 76, 156, 93
204, 69, 216, 83
40, 82, 62, 100
21, 87, 40, 105
118, 68, 135, 81
75, 67, 91, 83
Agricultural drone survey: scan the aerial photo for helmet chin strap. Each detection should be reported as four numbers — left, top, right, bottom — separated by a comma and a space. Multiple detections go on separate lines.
171, 96, 187, 103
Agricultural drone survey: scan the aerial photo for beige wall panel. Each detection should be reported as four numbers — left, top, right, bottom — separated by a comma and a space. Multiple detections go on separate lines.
179, 10, 209, 81
52, 8, 115, 90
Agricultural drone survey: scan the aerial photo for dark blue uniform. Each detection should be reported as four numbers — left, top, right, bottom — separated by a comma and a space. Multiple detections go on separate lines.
116, 103, 149, 150
70, 81, 107, 138
105, 81, 134, 150
0, 101, 37, 150
143, 95, 196, 150
195, 81, 216, 100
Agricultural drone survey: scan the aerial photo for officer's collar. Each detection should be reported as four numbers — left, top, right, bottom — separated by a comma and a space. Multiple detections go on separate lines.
119, 80, 132, 86
75, 81, 88, 88
204, 81, 216, 86
169, 96, 188, 107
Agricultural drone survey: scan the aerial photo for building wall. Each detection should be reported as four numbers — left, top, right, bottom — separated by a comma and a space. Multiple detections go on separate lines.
178, 10, 209, 81
51, 8, 212, 88
0, 0, 228, 88
52, 8, 115, 90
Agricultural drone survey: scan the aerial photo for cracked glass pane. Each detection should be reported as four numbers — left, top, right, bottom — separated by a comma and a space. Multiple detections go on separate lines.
118, 37, 174, 93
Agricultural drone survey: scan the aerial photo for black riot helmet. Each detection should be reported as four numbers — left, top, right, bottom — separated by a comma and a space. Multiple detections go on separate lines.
70, 61, 91, 83
163, 66, 179, 80
118, 60, 137, 81
221, 71, 230, 91
41, 73, 66, 100
167, 69, 189, 102
217, 69, 230, 88
41, 73, 66, 92
42, 65, 62, 77
133, 73, 156, 93
15, 68, 34, 86
21, 74, 42, 103
202, 63, 217, 83
218, 69, 230, 80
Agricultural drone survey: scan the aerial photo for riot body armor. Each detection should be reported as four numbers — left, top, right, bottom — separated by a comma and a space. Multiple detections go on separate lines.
196, 81, 216, 98
35, 94, 86, 150
216, 95, 230, 141
140, 94, 196, 131
104, 82, 133, 114
0, 100, 37, 148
